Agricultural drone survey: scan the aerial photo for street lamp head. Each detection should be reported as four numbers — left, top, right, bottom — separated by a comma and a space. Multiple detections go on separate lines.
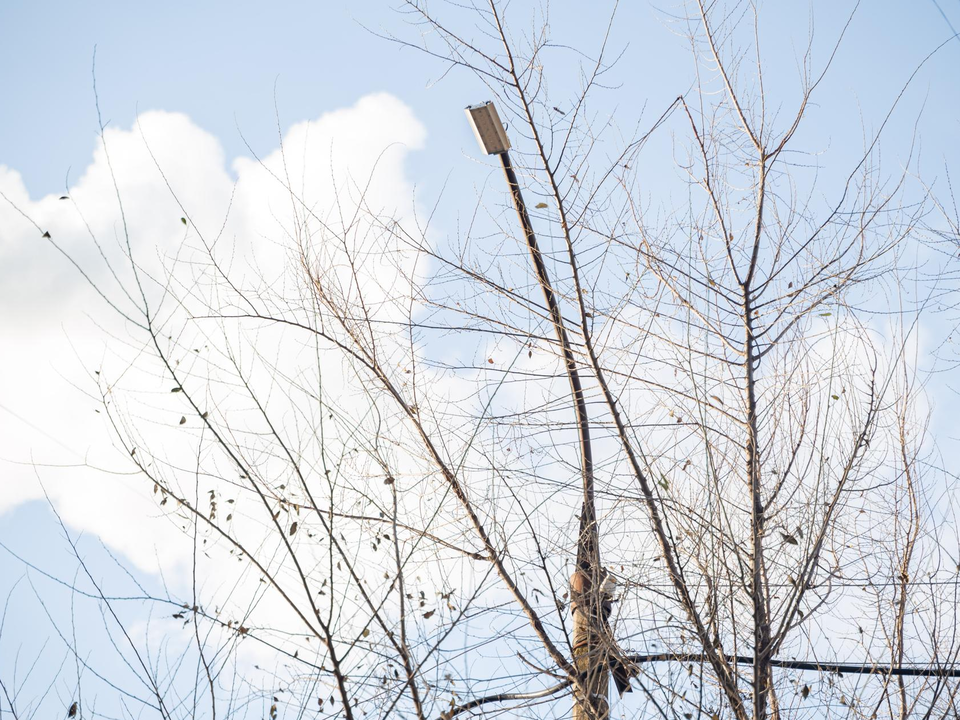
465, 101, 511, 155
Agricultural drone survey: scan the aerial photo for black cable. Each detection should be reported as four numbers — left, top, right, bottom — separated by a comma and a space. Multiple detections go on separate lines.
627, 652, 960, 678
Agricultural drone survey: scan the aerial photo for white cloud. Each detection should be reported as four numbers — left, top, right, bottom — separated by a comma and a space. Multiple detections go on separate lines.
0, 94, 427, 582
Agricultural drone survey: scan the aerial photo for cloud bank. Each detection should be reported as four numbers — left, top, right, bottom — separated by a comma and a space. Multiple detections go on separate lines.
0, 93, 426, 576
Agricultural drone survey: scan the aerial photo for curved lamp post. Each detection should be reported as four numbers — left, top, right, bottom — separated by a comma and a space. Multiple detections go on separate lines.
465, 101, 612, 720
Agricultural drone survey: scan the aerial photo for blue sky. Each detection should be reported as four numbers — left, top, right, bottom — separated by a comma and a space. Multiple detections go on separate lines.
4, 1, 957, 200
2, 1, 960, 718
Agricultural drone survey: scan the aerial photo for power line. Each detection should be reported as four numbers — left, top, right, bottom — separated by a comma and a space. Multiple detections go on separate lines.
628, 652, 960, 678
930, 0, 960, 40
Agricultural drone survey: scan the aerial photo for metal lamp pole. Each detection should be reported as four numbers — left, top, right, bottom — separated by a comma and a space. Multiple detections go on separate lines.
465, 101, 610, 720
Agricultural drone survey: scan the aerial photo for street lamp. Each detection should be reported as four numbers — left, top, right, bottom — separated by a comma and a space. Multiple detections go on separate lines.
465, 101, 613, 720
463, 102, 593, 546
464, 102, 511, 155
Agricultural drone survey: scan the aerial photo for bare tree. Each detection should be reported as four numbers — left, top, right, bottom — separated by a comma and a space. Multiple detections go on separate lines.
4, 2, 960, 720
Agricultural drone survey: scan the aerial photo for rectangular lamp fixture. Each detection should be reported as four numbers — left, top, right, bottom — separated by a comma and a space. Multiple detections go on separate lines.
465, 101, 511, 155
